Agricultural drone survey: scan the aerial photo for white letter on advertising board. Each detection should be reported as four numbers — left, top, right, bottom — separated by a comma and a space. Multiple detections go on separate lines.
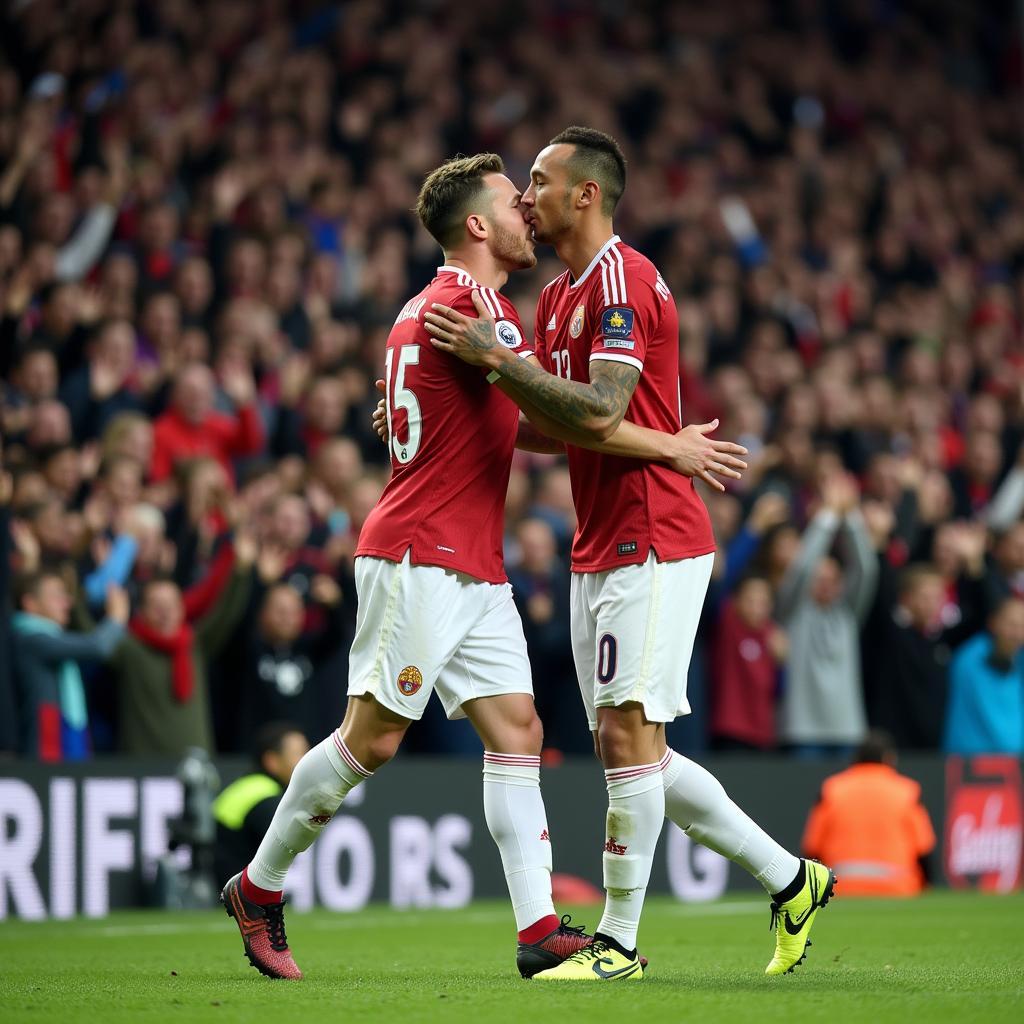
0, 780, 46, 920
390, 816, 433, 908
316, 816, 374, 911
666, 824, 728, 902
49, 778, 76, 919
83, 779, 137, 918
432, 814, 472, 908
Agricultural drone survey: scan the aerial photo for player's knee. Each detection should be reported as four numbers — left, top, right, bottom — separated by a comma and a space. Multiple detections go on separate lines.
596, 714, 641, 767
523, 711, 544, 755
493, 710, 543, 755
364, 725, 406, 768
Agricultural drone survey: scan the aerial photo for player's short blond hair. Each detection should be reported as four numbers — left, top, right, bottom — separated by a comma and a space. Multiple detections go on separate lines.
416, 153, 505, 250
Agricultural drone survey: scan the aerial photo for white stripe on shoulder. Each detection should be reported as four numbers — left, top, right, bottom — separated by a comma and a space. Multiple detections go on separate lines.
478, 289, 497, 318
600, 259, 610, 306
602, 252, 618, 303
611, 245, 627, 301
603, 253, 620, 304
486, 288, 505, 318
589, 352, 644, 372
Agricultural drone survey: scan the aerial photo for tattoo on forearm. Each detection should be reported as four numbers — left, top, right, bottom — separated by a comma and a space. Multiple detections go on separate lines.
499, 356, 639, 432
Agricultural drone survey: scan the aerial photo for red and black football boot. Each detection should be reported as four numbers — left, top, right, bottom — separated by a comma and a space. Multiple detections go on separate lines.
517, 915, 594, 978
220, 872, 303, 980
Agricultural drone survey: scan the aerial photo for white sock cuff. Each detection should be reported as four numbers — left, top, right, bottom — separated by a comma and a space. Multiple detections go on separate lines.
483, 751, 541, 786
329, 730, 373, 782
605, 760, 664, 795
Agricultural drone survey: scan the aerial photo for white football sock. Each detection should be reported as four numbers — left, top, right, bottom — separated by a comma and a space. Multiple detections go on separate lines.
661, 749, 799, 895
596, 760, 666, 952
482, 752, 556, 931
247, 731, 371, 891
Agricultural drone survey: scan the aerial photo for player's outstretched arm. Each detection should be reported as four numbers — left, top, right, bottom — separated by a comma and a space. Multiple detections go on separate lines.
425, 293, 748, 489
505, 377, 745, 489
499, 373, 745, 489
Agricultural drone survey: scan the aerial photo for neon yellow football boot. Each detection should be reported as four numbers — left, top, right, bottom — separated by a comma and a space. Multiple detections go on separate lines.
532, 939, 644, 981
765, 859, 837, 976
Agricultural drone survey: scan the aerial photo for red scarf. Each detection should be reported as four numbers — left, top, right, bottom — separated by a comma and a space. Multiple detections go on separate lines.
129, 618, 196, 702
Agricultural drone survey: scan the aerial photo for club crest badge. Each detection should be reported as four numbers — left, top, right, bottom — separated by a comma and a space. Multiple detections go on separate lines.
397, 665, 423, 696
569, 304, 586, 339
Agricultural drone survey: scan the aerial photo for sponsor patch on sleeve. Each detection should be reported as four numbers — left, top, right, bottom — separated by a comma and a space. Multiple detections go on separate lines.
601, 307, 634, 339
601, 338, 636, 350
495, 319, 524, 349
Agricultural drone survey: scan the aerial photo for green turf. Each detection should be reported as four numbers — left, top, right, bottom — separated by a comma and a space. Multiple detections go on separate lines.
1, 892, 1021, 1023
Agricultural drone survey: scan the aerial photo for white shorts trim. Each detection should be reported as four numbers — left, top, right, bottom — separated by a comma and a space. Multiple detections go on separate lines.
570, 550, 714, 730
348, 552, 533, 721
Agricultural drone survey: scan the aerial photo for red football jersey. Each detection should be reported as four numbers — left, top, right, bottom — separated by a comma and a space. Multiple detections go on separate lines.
357, 267, 532, 583
534, 236, 715, 572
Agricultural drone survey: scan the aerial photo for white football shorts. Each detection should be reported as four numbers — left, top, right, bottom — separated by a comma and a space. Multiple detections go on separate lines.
347, 551, 533, 721
570, 550, 714, 731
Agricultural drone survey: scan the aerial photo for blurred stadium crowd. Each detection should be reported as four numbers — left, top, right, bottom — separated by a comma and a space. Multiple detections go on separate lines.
2, 0, 1023, 762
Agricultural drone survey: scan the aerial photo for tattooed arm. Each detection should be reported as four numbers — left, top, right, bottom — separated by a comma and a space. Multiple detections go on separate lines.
425, 292, 639, 441
425, 294, 747, 487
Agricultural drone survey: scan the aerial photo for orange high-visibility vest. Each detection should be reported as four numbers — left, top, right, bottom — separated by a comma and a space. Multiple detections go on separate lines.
801, 763, 936, 896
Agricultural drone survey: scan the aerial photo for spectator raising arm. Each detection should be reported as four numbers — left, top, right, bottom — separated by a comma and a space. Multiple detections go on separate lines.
775, 479, 852, 622
840, 508, 879, 624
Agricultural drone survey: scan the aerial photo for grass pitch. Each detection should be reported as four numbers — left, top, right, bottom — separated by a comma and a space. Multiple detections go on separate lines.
1, 891, 1021, 1023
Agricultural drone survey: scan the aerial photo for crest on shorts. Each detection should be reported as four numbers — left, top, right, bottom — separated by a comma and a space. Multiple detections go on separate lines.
569, 304, 586, 338
397, 665, 423, 696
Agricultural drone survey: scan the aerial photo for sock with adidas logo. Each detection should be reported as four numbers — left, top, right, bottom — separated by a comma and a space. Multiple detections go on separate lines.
482, 752, 557, 936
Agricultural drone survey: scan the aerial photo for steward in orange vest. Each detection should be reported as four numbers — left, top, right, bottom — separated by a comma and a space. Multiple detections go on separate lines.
802, 730, 936, 896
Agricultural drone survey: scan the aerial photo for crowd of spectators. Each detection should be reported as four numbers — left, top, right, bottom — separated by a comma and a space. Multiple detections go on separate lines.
1, 0, 1023, 762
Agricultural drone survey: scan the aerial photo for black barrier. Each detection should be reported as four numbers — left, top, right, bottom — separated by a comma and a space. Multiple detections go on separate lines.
1, 755, 1020, 919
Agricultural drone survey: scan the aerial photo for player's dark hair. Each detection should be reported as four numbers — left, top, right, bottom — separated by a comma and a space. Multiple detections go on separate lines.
549, 126, 626, 215
854, 729, 896, 765
416, 153, 506, 250
252, 721, 305, 770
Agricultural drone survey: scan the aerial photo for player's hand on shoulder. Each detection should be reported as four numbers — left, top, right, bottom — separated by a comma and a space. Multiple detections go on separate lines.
666, 418, 748, 492
424, 290, 499, 367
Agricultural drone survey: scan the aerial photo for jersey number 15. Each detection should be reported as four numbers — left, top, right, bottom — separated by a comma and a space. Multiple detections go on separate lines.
384, 344, 422, 464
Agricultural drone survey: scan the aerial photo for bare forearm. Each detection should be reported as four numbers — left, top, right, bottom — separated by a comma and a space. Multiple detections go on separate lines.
514, 414, 566, 454
502, 380, 669, 461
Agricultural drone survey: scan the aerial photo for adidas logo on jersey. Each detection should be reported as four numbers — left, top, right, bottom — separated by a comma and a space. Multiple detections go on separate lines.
546, 315, 557, 331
